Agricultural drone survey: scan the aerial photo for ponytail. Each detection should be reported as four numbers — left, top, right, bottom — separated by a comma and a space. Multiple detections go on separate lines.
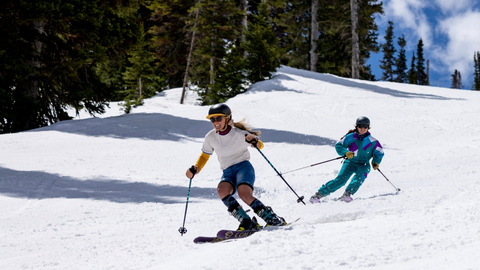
341, 128, 357, 140
230, 117, 261, 137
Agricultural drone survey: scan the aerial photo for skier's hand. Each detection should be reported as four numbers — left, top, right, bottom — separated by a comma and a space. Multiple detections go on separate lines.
345, 151, 354, 159
245, 134, 258, 147
186, 165, 198, 178
372, 162, 379, 170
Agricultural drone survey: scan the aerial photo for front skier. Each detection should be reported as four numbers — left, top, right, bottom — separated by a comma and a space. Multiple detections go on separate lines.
185, 104, 286, 231
310, 116, 384, 203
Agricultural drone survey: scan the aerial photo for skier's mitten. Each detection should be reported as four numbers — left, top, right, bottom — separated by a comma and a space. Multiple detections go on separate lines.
345, 151, 354, 159
372, 162, 379, 170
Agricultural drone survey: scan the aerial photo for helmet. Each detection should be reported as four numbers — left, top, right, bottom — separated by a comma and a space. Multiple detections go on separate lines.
356, 116, 370, 127
206, 104, 232, 119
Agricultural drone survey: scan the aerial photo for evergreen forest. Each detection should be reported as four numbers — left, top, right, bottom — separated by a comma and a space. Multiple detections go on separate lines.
1, 0, 479, 134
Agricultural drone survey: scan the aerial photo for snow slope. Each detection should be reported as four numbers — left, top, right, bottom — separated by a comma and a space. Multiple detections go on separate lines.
1, 66, 480, 270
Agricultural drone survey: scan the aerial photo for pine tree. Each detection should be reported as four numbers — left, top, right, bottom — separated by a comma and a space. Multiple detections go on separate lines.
394, 35, 408, 83
426, 59, 430, 86
313, 0, 383, 79
270, 0, 311, 70
357, 1, 383, 81
416, 39, 428, 85
0, 0, 141, 133
122, 25, 163, 113
362, 65, 377, 81
204, 1, 281, 104
311, 0, 319, 72
408, 52, 417, 84
187, 0, 244, 104
242, 1, 282, 83
451, 70, 463, 89
205, 45, 246, 104
473, 51, 480, 91
148, 0, 196, 88
379, 21, 396, 81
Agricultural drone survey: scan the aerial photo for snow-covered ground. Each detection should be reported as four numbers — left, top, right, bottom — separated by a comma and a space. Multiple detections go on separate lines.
1, 66, 480, 269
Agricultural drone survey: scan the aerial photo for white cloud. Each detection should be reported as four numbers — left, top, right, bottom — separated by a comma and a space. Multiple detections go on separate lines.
385, 0, 422, 29
434, 0, 474, 14
379, 0, 480, 86
434, 11, 480, 79
383, 0, 433, 49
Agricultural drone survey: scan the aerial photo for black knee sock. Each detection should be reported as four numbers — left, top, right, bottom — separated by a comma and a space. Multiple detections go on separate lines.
222, 194, 238, 208
249, 198, 265, 213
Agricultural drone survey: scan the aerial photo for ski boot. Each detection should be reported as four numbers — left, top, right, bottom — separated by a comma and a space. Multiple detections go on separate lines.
229, 204, 261, 231
309, 191, 323, 204
338, 191, 353, 203
237, 217, 261, 231
254, 205, 287, 226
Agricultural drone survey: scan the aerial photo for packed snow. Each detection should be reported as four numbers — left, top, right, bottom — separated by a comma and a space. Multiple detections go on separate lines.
1, 66, 480, 269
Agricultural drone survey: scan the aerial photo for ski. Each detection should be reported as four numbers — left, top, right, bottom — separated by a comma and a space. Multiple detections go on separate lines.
193, 236, 226, 244
193, 218, 300, 244
217, 228, 259, 240
193, 230, 258, 244
217, 217, 300, 240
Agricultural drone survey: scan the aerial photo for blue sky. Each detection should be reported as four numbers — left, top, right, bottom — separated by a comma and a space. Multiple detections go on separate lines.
367, 0, 480, 89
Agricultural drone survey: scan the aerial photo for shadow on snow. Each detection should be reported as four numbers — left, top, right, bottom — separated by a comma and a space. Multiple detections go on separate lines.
31, 113, 337, 146
253, 66, 462, 101
0, 166, 218, 204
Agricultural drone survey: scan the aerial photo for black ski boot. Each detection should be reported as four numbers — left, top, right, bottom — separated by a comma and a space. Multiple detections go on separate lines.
237, 217, 261, 231
228, 203, 261, 231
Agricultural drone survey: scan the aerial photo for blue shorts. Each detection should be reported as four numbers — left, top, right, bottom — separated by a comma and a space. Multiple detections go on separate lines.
220, 161, 255, 194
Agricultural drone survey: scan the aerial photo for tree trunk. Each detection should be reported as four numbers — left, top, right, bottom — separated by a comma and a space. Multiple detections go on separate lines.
28, 20, 45, 98
350, 0, 360, 79
21, 20, 45, 130
210, 15, 217, 86
181, 8, 199, 104
240, 0, 248, 57
311, 0, 318, 72
138, 77, 142, 97
210, 52, 215, 85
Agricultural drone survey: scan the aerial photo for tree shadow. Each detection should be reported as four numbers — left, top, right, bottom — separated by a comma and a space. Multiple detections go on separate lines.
32, 113, 213, 141
0, 166, 218, 204
247, 73, 306, 94
267, 66, 463, 100
261, 129, 336, 146
31, 113, 337, 146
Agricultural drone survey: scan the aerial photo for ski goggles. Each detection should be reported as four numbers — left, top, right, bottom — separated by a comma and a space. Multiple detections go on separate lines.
357, 124, 369, 129
209, 116, 224, 123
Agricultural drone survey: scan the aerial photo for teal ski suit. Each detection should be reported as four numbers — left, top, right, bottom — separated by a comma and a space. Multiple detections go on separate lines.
317, 131, 384, 196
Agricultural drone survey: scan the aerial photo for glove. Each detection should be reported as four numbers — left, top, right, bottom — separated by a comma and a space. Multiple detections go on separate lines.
186, 165, 197, 178
345, 151, 354, 159
372, 162, 379, 170
245, 134, 258, 147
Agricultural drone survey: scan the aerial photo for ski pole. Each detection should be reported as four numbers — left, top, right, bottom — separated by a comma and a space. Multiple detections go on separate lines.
377, 168, 401, 192
281, 156, 345, 175
250, 140, 306, 205
179, 166, 197, 236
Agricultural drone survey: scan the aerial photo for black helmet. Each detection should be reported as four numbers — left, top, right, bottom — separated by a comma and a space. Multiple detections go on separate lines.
206, 104, 232, 119
356, 116, 370, 127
